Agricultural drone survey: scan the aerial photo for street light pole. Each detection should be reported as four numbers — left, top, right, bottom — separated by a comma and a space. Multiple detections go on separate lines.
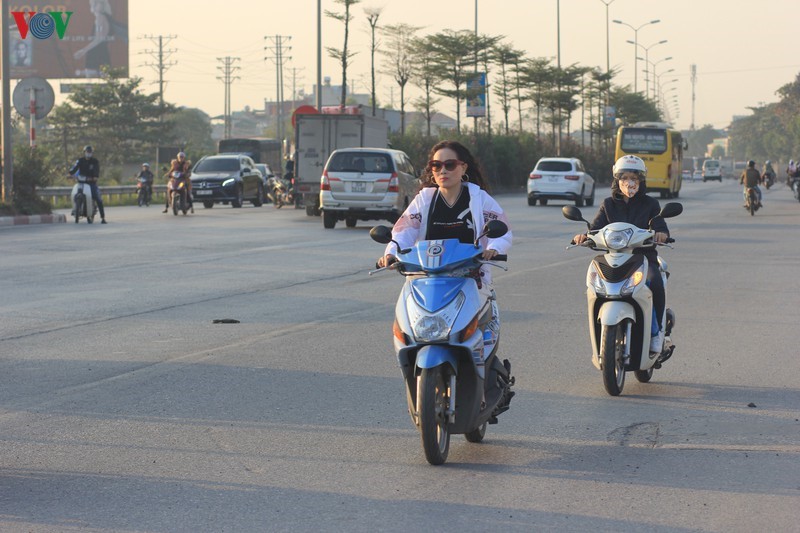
650, 58, 672, 108
613, 18, 660, 93
556, 0, 561, 155
627, 39, 667, 99
599, 0, 616, 76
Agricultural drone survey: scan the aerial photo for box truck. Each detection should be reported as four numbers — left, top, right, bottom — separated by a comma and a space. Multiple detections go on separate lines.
293, 114, 389, 216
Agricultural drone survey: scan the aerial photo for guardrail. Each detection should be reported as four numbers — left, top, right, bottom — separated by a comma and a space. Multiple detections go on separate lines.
40, 185, 168, 204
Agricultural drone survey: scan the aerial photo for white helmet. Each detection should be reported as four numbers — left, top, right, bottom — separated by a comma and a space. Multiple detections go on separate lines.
613, 155, 647, 179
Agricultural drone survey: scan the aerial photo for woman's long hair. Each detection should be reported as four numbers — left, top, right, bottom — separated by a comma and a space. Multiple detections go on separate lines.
420, 140, 491, 193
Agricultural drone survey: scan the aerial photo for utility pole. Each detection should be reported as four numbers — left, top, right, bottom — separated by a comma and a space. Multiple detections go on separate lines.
140, 34, 177, 113
690, 64, 697, 131
265, 36, 291, 147
288, 67, 305, 114
216, 57, 240, 139
1, 6, 12, 202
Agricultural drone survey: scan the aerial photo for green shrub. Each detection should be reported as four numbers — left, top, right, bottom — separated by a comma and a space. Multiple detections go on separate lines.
9, 145, 60, 215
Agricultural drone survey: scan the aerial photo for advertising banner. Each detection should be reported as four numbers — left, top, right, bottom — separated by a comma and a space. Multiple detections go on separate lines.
466, 72, 486, 118
7, 0, 128, 80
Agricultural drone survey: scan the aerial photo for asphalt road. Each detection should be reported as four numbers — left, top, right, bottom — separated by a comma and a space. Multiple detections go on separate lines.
1, 180, 798, 532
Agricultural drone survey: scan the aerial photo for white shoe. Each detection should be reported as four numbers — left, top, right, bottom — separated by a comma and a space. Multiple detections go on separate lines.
650, 330, 665, 354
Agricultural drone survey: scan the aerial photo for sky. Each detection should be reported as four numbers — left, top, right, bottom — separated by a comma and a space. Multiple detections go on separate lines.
40, 0, 800, 131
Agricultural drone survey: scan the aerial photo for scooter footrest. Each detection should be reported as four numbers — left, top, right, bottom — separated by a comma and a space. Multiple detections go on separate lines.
654, 345, 675, 369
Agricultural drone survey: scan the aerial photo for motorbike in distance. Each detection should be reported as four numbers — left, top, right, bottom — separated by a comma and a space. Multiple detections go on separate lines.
167, 171, 190, 216
266, 175, 294, 209
744, 186, 760, 216
790, 175, 800, 202
563, 202, 682, 396
69, 174, 97, 224
370, 220, 515, 465
137, 175, 152, 207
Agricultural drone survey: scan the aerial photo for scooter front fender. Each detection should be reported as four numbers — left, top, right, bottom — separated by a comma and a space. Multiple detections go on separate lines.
589, 301, 636, 369
415, 345, 458, 374
597, 300, 636, 326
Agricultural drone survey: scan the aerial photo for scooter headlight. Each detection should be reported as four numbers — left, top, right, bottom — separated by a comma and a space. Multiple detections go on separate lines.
620, 264, 647, 295
409, 292, 465, 342
586, 263, 607, 296
603, 227, 635, 250
415, 315, 451, 342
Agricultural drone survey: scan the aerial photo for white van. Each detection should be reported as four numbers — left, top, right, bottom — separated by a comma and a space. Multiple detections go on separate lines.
702, 159, 722, 182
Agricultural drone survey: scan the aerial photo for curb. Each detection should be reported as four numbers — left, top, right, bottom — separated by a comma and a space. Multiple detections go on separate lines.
0, 214, 67, 227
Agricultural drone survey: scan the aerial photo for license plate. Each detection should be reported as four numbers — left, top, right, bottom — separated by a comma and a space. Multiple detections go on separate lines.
351, 181, 366, 192
548, 176, 559, 182
196, 190, 213, 196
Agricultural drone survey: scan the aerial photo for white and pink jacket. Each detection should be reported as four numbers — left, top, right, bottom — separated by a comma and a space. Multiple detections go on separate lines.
384, 183, 512, 286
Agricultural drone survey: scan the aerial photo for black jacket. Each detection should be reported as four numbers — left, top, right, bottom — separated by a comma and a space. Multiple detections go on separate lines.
589, 182, 669, 261
70, 157, 100, 179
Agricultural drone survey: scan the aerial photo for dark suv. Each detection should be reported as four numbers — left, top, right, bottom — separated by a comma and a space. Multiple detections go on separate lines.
191, 154, 266, 208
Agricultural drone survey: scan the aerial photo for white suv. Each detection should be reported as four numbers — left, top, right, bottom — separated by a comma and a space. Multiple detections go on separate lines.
320, 148, 419, 229
527, 157, 595, 207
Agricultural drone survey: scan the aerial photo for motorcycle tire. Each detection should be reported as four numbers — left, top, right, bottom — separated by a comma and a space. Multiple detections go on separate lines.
600, 322, 628, 396
172, 193, 179, 216
74, 195, 83, 224
417, 366, 451, 465
634, 368, 654, 383
138, 190, 146, 207
464, 422, 487, 443
749, 200, 755, 216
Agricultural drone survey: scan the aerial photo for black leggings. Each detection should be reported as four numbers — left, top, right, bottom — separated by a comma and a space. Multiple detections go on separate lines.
647, 261, 665, 330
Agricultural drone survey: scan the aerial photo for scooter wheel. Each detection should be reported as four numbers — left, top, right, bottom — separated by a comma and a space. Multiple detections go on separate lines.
464, 422, 487, 443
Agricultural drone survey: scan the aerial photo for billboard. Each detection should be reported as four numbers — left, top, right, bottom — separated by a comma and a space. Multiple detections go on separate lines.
466, 72, 486, 118
7, 0, 128, 80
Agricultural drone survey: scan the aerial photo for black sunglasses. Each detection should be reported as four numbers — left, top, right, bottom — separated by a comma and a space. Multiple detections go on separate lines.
427, 159, 464, 172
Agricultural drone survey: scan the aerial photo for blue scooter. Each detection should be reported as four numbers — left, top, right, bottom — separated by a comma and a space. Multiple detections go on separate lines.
370, 220, 514, 465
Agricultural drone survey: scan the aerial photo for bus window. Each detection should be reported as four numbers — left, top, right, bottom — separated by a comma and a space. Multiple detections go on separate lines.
620, 128, 667, 154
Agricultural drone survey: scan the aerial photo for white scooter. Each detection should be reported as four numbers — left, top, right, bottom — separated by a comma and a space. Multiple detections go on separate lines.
370, 221, 514, 465
562, 202, 682, 396
70, 174, 96, 224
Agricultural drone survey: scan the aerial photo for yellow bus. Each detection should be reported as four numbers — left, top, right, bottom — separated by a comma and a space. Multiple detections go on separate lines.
615, 122, 686, 199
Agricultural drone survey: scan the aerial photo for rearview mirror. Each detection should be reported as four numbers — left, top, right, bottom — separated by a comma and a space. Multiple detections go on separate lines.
659, 202, 683, 219
562, 205, 585, 222
483, 220, 508, 239
369, 225, 393, 244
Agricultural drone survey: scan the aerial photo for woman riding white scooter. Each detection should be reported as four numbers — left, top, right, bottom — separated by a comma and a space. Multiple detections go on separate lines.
573, 155, 670, 356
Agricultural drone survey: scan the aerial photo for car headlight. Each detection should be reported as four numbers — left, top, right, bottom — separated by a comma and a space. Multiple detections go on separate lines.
410, 291, 465, 342
586, 263, 606, 296
222, 178, 235, 187
603, 227, 634, 249
620, 264, 647, 295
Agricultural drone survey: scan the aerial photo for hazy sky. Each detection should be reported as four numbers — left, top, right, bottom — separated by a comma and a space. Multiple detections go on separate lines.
117, 0, 799, 131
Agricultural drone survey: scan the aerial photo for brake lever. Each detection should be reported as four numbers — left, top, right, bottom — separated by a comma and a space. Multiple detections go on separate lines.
477, 260, 508, 271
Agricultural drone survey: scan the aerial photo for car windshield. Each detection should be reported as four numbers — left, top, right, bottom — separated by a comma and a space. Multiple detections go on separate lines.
536, 161, 572, 172
327, 152, 392, 173
194, 158, 239, 172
